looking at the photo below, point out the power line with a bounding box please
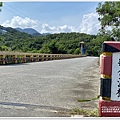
[4,3,30,18]
[2,3,40,30]
[3,2,31,19]
[3,6,21,17]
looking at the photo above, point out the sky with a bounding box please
[0,2,101,35]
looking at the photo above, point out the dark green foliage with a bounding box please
[96,2,120,40]
[1,2,120,57]
[0,2,2,12]
[0,2,2,6]
[0,25,106,56]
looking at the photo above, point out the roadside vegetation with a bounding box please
[0,2,119,57]
[58,108,99,117]
[70,108,99,117]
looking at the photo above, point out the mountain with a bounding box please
[0,25,7,34]
[42,33,51,36]
[15,28,23,32]
[0,29,7,34]
[0,25,50,37]
[15,28,42,36]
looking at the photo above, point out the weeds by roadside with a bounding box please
[58,108,99,117]
[70,108,99,117]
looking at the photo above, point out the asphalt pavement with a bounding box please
[0,57,100,117]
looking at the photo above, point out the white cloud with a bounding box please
[39,13,101,34]
[2,16,39,29]
[40,24,78,33]
[79,12,100,35]
[41,24,56,33]
[1,13,100,35]
[58,25,77,33]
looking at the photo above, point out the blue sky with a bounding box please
[0,2,101,35]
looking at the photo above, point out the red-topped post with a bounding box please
[99,41,120,117]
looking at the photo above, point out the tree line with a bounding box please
[0,1,120,57]
[0,26,98,55]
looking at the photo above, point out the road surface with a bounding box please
[0,57,100,117]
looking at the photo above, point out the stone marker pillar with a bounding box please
[3,54,6,65]
[99,41,120,117]
[80,41,85,55]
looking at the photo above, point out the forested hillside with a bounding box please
[0,2,120,57]
[0,25,95,55]
[0,25,109,56]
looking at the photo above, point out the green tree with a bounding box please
[0,2,2,12]
[74,48,80,54]
[39,44,51,54]
[0,24,98,56]
[1,45,8,51]
[96,2,120,40]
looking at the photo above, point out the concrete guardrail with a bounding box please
[0,51,86,65]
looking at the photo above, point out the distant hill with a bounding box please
[0,25,100,56]
[15,28,51,36]
[0,25,8,34]
[15,28,42,36]
[15,28,23,32]
[0,25,33,37]
[0,29,7,34]
[42,33,51,36]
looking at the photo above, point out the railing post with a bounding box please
[36,55,39,62]
[23,55,26,63]
[3,54,5,65]
[41,55,44,61]
[15,55,18,64]
[30,55,33,62]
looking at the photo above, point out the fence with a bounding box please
[0,51,85,65]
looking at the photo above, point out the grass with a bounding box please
[77,95,100,102]
[74,95,100,117]
[58,108,99,117]
[77,99,91,102]
[58,96,100,117]
[69,108,99,117]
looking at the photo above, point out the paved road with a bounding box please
[0,57,100,117]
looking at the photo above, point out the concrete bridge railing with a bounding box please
[0,51,86,65]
